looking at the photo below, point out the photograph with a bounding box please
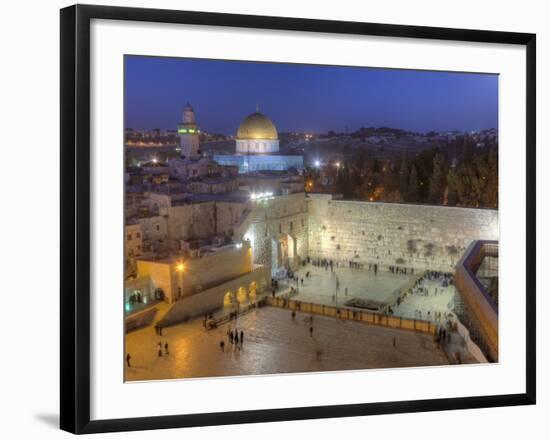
[123,55,499,382]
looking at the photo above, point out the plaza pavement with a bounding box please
[125,306,449,381]
[292,265,414,307]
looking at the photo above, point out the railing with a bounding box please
[387,270,427,310]
[264,296,438,336]
[454,240,498,362]
[207,300,263,329]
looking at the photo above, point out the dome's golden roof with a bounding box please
[237,112,278,140]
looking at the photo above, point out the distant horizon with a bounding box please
[125,56,498,135]
[124,125,498,135]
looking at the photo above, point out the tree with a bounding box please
[429,153,446,203]
[446,169,459,206]
[407,164,419,202]
[461,136,475,165]
[399,151,408,197]
[482,149,498,208]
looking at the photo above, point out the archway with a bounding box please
[223,291,234,307]
[271,238,280,273]
[249,281,258,301]
[286,234,295,258]
[236,286,248,304]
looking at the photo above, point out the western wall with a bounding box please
[307,194,499,272]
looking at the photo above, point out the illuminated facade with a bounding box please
[235,111,279,154]
[177,103,201,160]
[214,109,303,173]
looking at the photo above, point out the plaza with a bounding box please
[125,306,449,382]
[291,265,416,307]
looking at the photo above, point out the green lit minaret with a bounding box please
[177,103,201,160]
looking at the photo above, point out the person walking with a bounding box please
[309,326,314,337]
[157,342,162,357]
[240,330,244,345]
[154,324,159,335]
[220,340,225,352]
[229,330,234,344]
[164,342,169,355]
[393,336,396,348]
[126,353,131,367]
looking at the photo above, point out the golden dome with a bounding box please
[237,112,278,140]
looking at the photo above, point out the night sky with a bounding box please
[125,55,498,135]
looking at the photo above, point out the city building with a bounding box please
[123,104,499,362]
[214,109,304,173]
[177,103,201,160]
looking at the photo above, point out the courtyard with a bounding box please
[289,264,455,321]
[291,265,415,307]
[125,306,449,381]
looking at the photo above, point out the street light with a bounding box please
[175,261,185,300]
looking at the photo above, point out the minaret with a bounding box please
[177,103,200,160]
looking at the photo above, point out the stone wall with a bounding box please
[160,266,270,325]
[136,243,253,303]
[167,203,217,244]
[242,193,309,271]
[307,194,498,272]
[137,215,168,243]
[215,202,249,237]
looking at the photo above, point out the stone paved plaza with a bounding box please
[393,279,456,320]
[125,306,449,381]
[292,265,415,306]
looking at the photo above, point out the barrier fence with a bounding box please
[264,296,438,336]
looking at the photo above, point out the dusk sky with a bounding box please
[125,55,498,135]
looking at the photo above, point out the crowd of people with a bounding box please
[126,259,460,370]
[219,327,245,352]
[393,270,455,322]
[388,265,414,275]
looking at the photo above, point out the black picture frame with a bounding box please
[60,4,536,434]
